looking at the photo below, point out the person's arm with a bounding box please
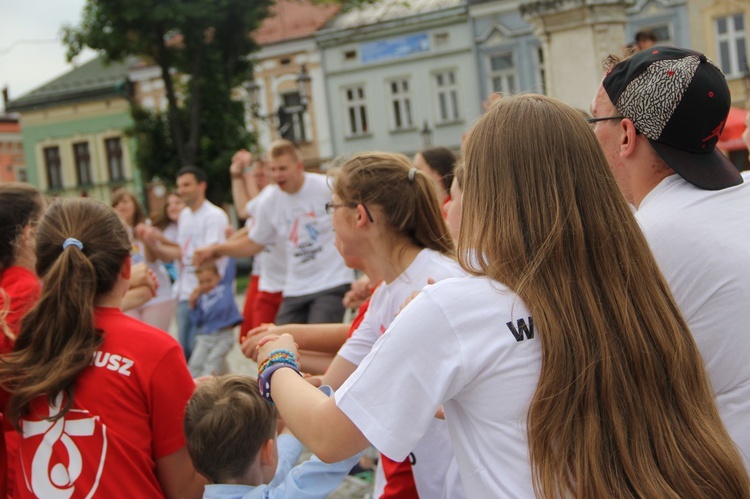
[230,150,259,219]
[242,323,350,360]
[141,226,182,262]
[258,334,369,464]
[156,446,206,499]
[193,237,265,268]
[319,355,358,391]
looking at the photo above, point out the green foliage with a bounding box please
[62,0,273,204]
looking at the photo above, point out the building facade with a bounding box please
[317,0,477,158]
[249,0,340,168]
[6,56,140,201]
[0,113,25,183]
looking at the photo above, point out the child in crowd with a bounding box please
[183,375,360,498]
[188,259,243,377]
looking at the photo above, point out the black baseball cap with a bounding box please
[602,46,741,190]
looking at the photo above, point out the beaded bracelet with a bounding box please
[258,349,301,403]
[258,349,299,372]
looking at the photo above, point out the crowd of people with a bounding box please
[0,46,749,498]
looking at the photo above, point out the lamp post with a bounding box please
[420,121,433,147]
[244,65,312,124]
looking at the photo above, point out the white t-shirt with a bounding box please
[338,248,466,365]
[636,174,750,469]
[249,173,353,297]
[336,276,540,498]
[245,189,285,293]
[338,248,467,499]
[175,201,229,301]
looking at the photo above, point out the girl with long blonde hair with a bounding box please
[254,95,749,498]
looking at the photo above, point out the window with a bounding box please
[434,32,450,47]
[44,146,63,190]
[343,85,369,136]
[73,142,93,185]
[344,50,357,61]
[715,14,748,77]
[488,53,517,95]
[105,137,125,181]
[388,78,414,131]
[433,70,461,123]
[277,92,307,143]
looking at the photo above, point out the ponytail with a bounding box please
[0,198,130,429]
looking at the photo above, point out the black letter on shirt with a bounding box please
[507,317,534,342]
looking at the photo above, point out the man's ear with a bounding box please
[259,437,276,466]
[620,118,639,158]
[121,255,132,280]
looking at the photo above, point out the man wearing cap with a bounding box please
[591,46,750,468]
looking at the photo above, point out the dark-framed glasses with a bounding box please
[586,116,624,124]
[325,201,374,223]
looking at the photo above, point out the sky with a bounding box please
[0,0,97,111]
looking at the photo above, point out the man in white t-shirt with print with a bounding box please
[195,140,353,325]
[144,165,229,360]
[590,46,750,468]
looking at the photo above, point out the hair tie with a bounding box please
[62,238,83,251]
[408,168,417,182]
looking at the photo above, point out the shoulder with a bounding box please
[96,308,182,356]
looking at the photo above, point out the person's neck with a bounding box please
[189,197,206,212]
[12,248,36,273]
[94,279,127,308]
[372,239,421,284]
[222,460,267,487]
[631,167,674,209]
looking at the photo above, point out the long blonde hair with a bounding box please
[459,94,749,498]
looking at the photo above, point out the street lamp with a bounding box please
[245,65,312,122]
[420,121,433,146]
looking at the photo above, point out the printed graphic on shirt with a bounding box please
[506,317,534,342]
[289,211,324,263]
[20,393,107,498]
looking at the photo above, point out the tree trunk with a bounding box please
[156,38,189,167]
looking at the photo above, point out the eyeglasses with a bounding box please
[586,116,624,124]
[325,201,374,223]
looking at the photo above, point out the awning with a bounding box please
[718,107,748,152]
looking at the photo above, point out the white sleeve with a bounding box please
[205,210,229,245]
[334,292,464,461]
[336,304,379,366]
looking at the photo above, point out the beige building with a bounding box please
[690,0,750,107]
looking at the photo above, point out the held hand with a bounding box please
[140,226,162,245]
[192,245,215,268]
[256,333,299,367]
[241,323,277,360]
[230,149,252,176]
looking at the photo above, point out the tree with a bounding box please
[62,0,272,196]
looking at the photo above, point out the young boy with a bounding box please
[184,375,361,498]
[188,259,243,377]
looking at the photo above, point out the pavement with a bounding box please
[168,292,374,498]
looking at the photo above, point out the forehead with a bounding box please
[177,173,199,185]
[269,153,298,168]
[591,84,616,115]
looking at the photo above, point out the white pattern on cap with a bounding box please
[615,56,700,141]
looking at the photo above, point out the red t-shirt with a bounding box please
[11,307,195,498]
[0,266,42,352]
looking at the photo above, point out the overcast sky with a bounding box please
[0,0,97,110]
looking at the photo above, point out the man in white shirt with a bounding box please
[144,165,229,359]
[194,140,353,325]
[590,46,750,468]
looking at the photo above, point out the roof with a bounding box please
[6,56,135,112]
[326,0,463,31]
[254,0,340,45]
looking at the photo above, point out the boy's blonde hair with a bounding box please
[184,375,277,483]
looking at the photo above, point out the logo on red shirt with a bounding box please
[20,393,107,498]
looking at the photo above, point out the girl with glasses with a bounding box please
[255,94,749,498]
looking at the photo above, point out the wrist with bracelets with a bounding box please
[258,349,301,403]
